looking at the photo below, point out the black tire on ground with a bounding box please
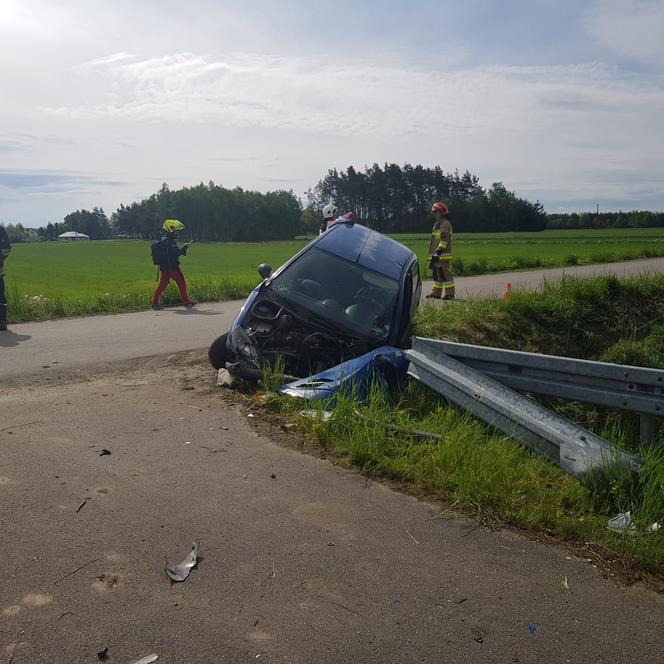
[208,332,231,370]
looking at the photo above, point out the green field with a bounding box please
[4,227,664,322]
[401,227,664,274]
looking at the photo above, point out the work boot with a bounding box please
[425,293,441,299]
[443,294,455,301]
[184,301,197,308]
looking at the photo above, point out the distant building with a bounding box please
[57,231,90,241]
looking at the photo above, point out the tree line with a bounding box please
[305,163,546,233]
[111,183,302,241]
[4,164,662,243]
[546,211,664,230]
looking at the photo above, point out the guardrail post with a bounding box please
[640,415,663,449]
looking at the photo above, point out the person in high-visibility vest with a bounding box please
[426,201,455,299]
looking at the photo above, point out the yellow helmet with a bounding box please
[163,219,185,233]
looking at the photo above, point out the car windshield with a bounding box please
[267,248,400,341]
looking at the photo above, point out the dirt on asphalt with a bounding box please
[1,355,663,664]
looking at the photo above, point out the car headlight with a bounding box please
[239,343,254,357]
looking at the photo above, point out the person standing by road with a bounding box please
[151,219,195,310]
[0,224,11,331]
[426,201,455,300]
[319,203,338,234]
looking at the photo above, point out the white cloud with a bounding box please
[79,52,137,68]
[584,0,664,62]
[44,53,664,142]
[0,0,81,40]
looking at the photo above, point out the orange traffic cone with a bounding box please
[502,282,512,299]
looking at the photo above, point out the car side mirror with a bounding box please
[258,263,272,280]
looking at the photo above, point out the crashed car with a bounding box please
[208,219,422,380]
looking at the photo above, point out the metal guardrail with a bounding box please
[411,338,664,447]
[406,338,645,479]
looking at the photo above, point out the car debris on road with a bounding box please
[165,542,200,582]
[129,655,158,664]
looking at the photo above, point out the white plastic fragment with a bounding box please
[129,655,158,664]
[299,409,333,422]
[165,542,199,582]
[217,368,236,387]
[607,512,661,535]
[607,512,637,535]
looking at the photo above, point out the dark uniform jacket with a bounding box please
[0,226,11,277]
[158,233,188,271]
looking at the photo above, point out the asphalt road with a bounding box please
[1,257,663,384]
[1,356,662,663]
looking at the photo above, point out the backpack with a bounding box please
[151,239,167,266]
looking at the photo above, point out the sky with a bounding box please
[1,0,663,225]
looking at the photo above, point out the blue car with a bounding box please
[208,219,422,380]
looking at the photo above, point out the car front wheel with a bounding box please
[209,332,232,370]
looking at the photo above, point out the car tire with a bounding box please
[209,332,231,370]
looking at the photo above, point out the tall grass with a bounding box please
[414,274,664,363]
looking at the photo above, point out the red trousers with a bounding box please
[152,269,190,306]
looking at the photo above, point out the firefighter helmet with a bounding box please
[431,202,448,215]
[163,219,185,232]
[322,203,338,220]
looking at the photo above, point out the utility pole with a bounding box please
[596,203,599,214]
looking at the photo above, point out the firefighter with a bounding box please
[426,201,455,300]
[320,203,338,234]
[151,219,194,310]
[0,224,11,331]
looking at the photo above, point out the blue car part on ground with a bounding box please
[278,346,409,401]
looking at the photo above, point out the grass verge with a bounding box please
[415,273,664,367]
[251,275,664,583]
[7,277,256,322]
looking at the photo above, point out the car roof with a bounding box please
[314,223,415,281]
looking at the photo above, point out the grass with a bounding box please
[396,227,664,276]
[5,227,664,322]
[260,274,664,580]
[414,273,664,367]
[4,239,299,322]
